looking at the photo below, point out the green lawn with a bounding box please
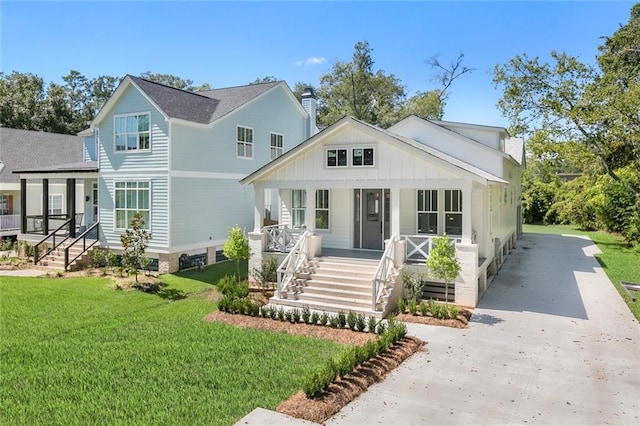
[524,224,640,321]
[0,261,344,425]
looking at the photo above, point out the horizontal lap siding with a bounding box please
[98,86,169,173]
[170,177,254,247]
[99,176,169,251]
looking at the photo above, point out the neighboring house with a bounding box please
[241,115,525,311]
[15,76,317,272]
[0,127,85,238]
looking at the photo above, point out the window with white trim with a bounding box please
[291,189,306,228]
[352,148,374,166]
[326,149,347,167]
[270,132,283,160]
[417,190,438,234]
[444,189,462,235]
[236,126,253,158]
[315,190,329,230]
[114,113,150,151]
[49,194,63,215]
[115,181,150,229]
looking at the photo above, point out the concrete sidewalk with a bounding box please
[238,233,640,425]
[0,269,47,277]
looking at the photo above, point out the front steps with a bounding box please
[269,256,398,316]
[37,240,98,271]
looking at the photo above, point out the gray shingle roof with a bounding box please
[0,127,83,184]
[128,76,280,125]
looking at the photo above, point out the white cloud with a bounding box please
[294,56,327,67]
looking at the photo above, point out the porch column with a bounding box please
[253,183,265,232]
[390,187,400,237]
[67,178,76,237]
[20,178,27,233]
[305,187,315,231]
[462,182,472,243]
[42,178,49,235]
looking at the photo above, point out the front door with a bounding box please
[354,189,389,250]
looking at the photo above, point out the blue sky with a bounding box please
[0,1,635,127]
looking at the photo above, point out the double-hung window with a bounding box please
[48,194,63,215]
[270,132,283,160]
[115,113,150,152]
[237,126,253,159]
[0,194,9,215]
[315,190,329,230]
[115,181,150,229]
[291,190,306,228]
[417,190,438,234]
[444,189,462,235]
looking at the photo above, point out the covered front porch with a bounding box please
[248,184,488,309]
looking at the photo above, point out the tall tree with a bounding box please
[494,4,640,189]
[140,71,211,92]
[317,40,405,128]
[0,71,46,130]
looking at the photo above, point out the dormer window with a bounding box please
[114,113,150,152]
[326,147,375,167]
[352,148,374,166]
[327,149,347,167]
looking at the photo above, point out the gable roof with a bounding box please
[0,127,83,184]
[94,76,285,126]
[241,116,507,186]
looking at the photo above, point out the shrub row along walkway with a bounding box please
[239,232,640,425]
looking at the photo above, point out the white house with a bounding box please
[241,116,524,312]
[15,76,316,272]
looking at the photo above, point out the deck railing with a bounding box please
[64,222,99,271]
[0,214,20,231]
[401,232,476,262]
[372,235,399,311]
[263,224,305,253]
[276,230,311,299]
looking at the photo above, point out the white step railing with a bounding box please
[277,230,311,299]
[263,224,305,253]
[372,235,399,311]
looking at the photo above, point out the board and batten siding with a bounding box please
[170,176,254,248]
[170,86,306,176]
[98,175,169,252]
[316,188,350,249]
[260,126,465,186]
[97,85,169,173]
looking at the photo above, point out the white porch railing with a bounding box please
[263,224,305,253]
[276,230,311,299]
[372,234,399,311]
[0,214,20,231]
[401,232,477,262]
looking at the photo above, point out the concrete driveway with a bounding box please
[238,233,640,425]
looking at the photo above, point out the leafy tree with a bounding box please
[0,71,46,130]
[317,40,406,128]
[400,90,443,121]
[140,71,211,92]
[222,226,250,283]
[120,213,151,283]
[250,76,279,84]
[426,236,461,303]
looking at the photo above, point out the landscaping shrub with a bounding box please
[319,312,329,326]
[355,314,367,332]
[310,311,320,325]
[419,301,428,316]
[301,305,311,324]
[217,274,249,299]
[346,311,357,330]
[402,269,423,302]
[367,315,377,334]
[397,298,405,314]
[90,248,107,268]
[291,308,301,323]
[251,257,279,294]
[408,298,417,315]
[337,311,347,329]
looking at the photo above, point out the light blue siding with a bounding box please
[97,85,169,173]
[98,175,169,251]
[83,135,96,161]
[170,177,255,247]
[171,85,306,175]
